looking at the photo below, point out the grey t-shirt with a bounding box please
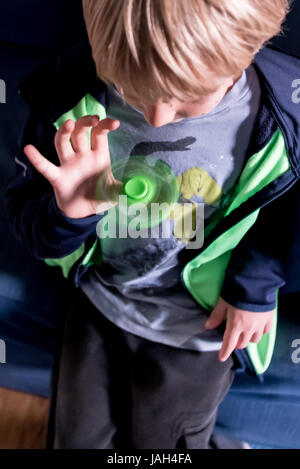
[81,65,261,352]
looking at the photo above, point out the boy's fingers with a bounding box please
[219,325,240,362]
[249,331,263,344]
[55,119,75,162]
[91,118,120,152]
[263,321,273,335]
[236,332,254,349]
[24,145,60,185]
[71,115,100,153]
[205,298,227,329]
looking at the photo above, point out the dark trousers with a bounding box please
[47,285,241,449]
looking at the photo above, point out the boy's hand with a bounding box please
[205,297,274,362]
[24,115,121,218]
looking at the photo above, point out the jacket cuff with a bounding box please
[221,255,285,313]
[41,195,104,258]
[48,195,104,229]
[220,291,276,312]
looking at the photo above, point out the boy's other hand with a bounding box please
[205,297,274,362]
[23,115,121,218]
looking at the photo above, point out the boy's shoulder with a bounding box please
[255,43,300,73]
[18,41,106,122]
[254,46,300,170]
[254,45,300,118]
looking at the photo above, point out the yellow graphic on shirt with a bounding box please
[177,167,222,205]
[170,167,222,242]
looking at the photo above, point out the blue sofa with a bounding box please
[1,0,300,448]
[0,0,86,396]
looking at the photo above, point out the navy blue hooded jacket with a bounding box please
[5,42,300,314]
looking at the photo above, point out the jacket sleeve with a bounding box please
[5,110,103,260]
[221,179,300,312]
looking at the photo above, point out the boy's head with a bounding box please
[83,0,289,126]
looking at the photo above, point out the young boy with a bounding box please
[5,0,300,449]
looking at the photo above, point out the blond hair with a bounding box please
[83,0,289,103]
